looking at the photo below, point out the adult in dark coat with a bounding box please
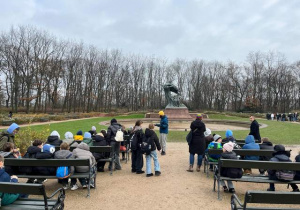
[187,114,206,172]
[93,134,108,172]
[106,119,122,170]
[249,116,261,143]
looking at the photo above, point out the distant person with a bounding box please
[187,114,206,172]
[89,126,97,138]
[271,113,274,120]
[155,111,168,155]
[249,116,261,143]
[45,131,62,146]
[282,113,286,121]
[0,123,20,150]
[8,111,13,119]
[276,113,281,121]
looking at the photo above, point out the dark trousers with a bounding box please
[132,149,143,172]
[269,174,298,190]
[61,178,77,186]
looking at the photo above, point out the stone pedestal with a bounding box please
[164,107,192,119]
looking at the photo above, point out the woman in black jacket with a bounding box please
[93,134,108,172]
[145,124,161,177]
[131,120,144,174]
[187,114,206,172]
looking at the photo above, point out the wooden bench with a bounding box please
[4,158,96,197]
[0,182,65,210]
[54,146,114,175]
[214,159,300,200]
[204,149,274,177]
[231,190,300,210]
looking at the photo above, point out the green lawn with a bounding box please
[20,113,300,145]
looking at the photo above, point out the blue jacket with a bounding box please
[242,135,260,160]
[157,115,168,134]
[0,168,19,206]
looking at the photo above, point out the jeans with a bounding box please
[146,150,160,174]
[109,141,121,170]
[190,153,203,166]
[159,133,167,152]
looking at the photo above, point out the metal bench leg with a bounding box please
[87,179,91,198]
[218,179,221,200]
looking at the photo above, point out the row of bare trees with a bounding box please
[0,26,299,113]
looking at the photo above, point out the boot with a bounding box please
[196,165,201,172]
[187,165,193,172]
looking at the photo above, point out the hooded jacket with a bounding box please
[45,136,62,146]
[0,168,19,206]
[145,128,161,152]
[20,146,41,175]
[220,151,242,178]
[242,135,260,160]
[72,143,96,173]
[93,135,108,160]
[0,130,17,151]
[106,122,122,143]
[33,151,56,175]
[54,150,74,174]
[268,151,291,176]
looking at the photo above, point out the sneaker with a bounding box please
[146,173,153,177]
[267,188,275,191]
[71,184,78,191]
[82,185,87,189]
[161,151,166,155]
[63,185,69,190]
[223,186,229,192]
[292,188,300,192]
[155,171,161,176]
[97,168,104,172]
[136,170,145,174]
[229,188,235,193]
[131,169,137,173]
[90,183,95,188]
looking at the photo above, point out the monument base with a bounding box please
[164,107,192,119]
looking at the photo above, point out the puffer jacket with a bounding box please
[0,151,18,176]
[20,146,41,174]
[220,151,242,178]
[72,143,96,173]
[33,152,56,175]
[54,150,74,174]
[0,168,19,206]
[268,152,291,176]
[157,115,168,134]
[106,122,122,144]
[82,138,93,146]
[242,135,260,160]
[45,136,62,146]
[93,135,108,160]
[145,128,161,151]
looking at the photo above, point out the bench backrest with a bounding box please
[208,149,274,157]
[54,146,112,153]
[219,159,300,171]
[4,158,90,167]
[0,182,46,195]
[245,190,300,205]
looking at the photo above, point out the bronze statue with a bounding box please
[163,83,186,108]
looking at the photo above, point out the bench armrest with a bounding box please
[47,187,65,199]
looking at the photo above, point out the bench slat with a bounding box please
[246,191,300,204]
[1,204,54,209]
[0,183,45,195]
[13,199,57,205]
[5,158,90,167]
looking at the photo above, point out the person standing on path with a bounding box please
[249,116,261,143]
[155,111,168,155]
[187,114,206,172]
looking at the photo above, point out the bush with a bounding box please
[14,125,50,155]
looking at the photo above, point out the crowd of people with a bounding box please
[266,112,299,122]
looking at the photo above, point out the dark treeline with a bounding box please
[0,26,300,113]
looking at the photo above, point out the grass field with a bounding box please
[20,113,300,145]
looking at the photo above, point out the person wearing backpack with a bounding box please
[131,120,144,174]
[106,119,123,171]
[54,142,75,190]
[267,144,299,192]
[144,124,161,177]
[0,123,20,151]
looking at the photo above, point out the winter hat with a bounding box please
[223,142,234,152]
[204,128,212,137]
[92,126,96,131]
[225,130,233,138]
[42,144,55,154]
[7,123,20,134]
[274,144,285,152]
[213,134,222,142]
[76,130,83,135]
[64,132,73,139]
[111,119,117,124]
[84,132,92,138]
[196,114,202,119]
[50,131,60,139]
[158,111,164,116]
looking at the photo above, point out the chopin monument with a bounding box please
[162,83,192,119]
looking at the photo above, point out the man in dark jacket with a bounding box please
[155,111,168,155]
[106,119,122,170]
[249,116,261,143]
[267,145,298,191]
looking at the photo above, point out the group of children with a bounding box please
[205,129,300,193]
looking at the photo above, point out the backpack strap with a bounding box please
[66,153,72,159]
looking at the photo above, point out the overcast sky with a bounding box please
[0,0,299,63]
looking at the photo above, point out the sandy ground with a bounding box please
[34,142,300,210]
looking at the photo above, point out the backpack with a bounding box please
[276,170,295,181]
[130,134,138,151]
[56,154,72,179]
[115,129,124,142]
[141,136,152,155]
